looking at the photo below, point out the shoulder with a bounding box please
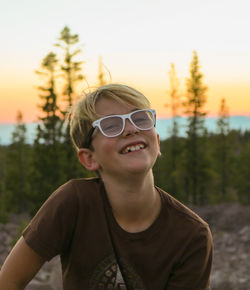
[156,186,211,234]
[66,177,104,205]
[31,177,102,221]
[156,188,213,289]
[68,177,101,187]
[55,177,101,193]
[22,178,103,260]
[48,177,101,202]
[157,187,213,261]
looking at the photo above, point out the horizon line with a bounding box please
[0,114,250,125]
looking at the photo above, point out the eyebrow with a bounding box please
[97,108,140,118]
[131,108,140,112]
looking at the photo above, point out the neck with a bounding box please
[101,170,161,233]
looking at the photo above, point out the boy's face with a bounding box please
[86,97,160,179]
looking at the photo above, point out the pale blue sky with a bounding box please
[2,0,249,72]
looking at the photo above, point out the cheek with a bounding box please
[150,132,161,157]
[93,136,118,158]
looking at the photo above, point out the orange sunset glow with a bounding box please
[1,80,249,123]
[1,0,250,124]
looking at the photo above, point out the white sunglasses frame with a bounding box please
[92,109,156,138]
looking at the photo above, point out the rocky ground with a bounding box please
[0,203,250,290]
[192,203,250,290]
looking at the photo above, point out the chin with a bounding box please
[124,162,153,175]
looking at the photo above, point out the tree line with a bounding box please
[0,27,249,222]
[153,54,250,206]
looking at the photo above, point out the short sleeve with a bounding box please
[22,181,78,261]
[166,224,213,290]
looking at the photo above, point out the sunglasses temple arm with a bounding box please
[83,127,95,148]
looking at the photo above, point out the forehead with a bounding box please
[95,97,136,117]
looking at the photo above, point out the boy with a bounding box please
[0,84,213,289]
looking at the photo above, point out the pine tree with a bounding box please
[98,56,106,86]
[0,144,8,222]
[35,52,63,144]
[183,51,209,205]
[55,26,85,179]
[97,56,111,86]
[164,63,182,196]
[31,52,65,214]
[215,98,230,199]
[168,63,181,137]
[237,135,250,203]
[55,26,84,111]
[217,98,230,135]
[5,111,31,213]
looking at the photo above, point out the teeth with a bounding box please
[123,143,145,153]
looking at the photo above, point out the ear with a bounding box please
[78,148,100,171]
[157,134,162,157]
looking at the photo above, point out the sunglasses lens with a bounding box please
[131,110,155,130]
[100,116,123,136]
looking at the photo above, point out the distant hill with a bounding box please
[0,123,38,145]
[0,116,250,145]
[156,115,250,140]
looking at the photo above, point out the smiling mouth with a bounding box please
[122,143,145,154]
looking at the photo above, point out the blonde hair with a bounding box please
[69,84,151,149]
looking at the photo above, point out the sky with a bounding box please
[0,0,250,123]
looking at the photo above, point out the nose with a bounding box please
[122,118,139,136]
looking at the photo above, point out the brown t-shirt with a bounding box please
[23,178,213,290]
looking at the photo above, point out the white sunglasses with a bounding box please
[92,109,156,138]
